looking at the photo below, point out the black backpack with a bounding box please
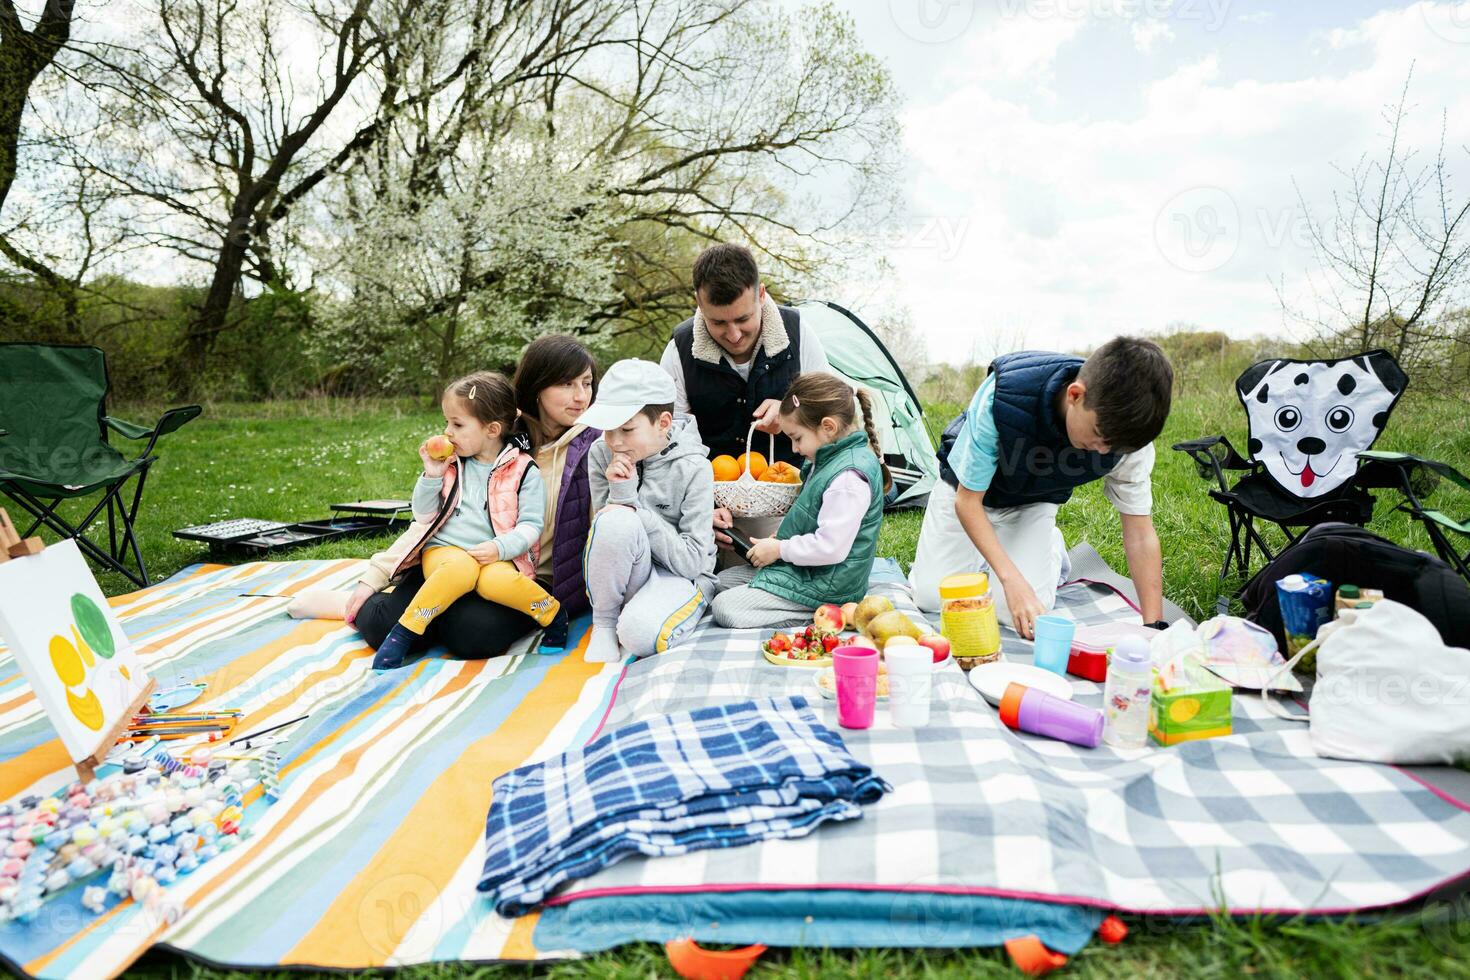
[1242,523,1470,649]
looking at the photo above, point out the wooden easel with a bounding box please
[0,508,155,781]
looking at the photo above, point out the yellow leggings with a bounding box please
[398,546,560,634]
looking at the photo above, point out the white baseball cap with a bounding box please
[579,359,677,431]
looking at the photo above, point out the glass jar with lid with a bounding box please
[939,572,1001,669]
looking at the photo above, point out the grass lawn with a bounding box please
[21,391,1470,978]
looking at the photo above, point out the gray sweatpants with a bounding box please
[585,507,707,657]
[710,564,815,629]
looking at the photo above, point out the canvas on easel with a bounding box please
[0,536,153,779]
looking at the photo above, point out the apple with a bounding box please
[425,435,456,461]
[846,635,878,651]
[918,633,951,664]
[814,603,845,632]
[884,635,918,650]
[841,601,858,624]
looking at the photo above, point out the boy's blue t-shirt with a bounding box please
[948,375,1000,493]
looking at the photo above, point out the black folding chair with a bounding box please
[1173,349,1408,610]
[1358,450,1470,583]
[0,343,201,587]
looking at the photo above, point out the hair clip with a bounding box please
[468,385,478,400]
[791,395,800,408]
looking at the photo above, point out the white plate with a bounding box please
[967,661,1075,706]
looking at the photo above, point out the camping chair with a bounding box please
[0,344,201,587]
[1173,350,1408,610]
[1357,450,1470,582]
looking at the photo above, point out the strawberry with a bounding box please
[767,633,790,653]
[792,636,808,650]
[822,633,839,653]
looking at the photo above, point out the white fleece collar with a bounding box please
[690,293,789,365]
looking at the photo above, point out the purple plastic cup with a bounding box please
[832,646,880,729]
[999,682,1104,748]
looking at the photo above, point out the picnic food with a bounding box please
[938,573,1000,669]
[813,603,846,633]
[425,435,455,460]
[711,455,741,482]
[917,634,951,663]
[864,610,924,649]
[817,663,889,698]
[736,451,768,480]
[762,625,840,665]
[758,461,801,484]
[841,601,858,624]
[852,595,894,632]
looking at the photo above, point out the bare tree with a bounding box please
[0,0,76,322]
[1284,68,1470,391]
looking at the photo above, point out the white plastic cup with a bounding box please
[885,646,933,728]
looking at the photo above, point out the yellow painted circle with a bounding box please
[49,634,86,688]
[67,687,104,730]
[1169,698,1202,723]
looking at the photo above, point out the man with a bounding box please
[660,243,830,555]
[908,337,1174,639]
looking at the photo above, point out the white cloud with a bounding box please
[887,2,1470,355]
[1131,19,1175,53]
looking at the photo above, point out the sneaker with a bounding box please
[539,608,570,653]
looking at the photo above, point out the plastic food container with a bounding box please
[1068,622,1159,682]
[939,573,1001,669]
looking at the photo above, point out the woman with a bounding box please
[350,336,600,659]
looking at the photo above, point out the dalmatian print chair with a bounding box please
[1174,349,1408,604]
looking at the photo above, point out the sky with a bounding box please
[822,0,1470,359]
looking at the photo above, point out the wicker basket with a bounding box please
[712,424,802,518]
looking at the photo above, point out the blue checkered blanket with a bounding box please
[478,696,890,916]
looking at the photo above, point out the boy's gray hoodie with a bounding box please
[589,414,717,598]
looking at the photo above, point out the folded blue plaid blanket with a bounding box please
[478,696,890,916]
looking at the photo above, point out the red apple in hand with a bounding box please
[425,435,456,461]
[814,603,845,632]
[918,633,951,664]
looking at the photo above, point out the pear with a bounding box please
[852,595,895,633]
[865,610,924,648]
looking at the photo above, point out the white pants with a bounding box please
[908,481,1067,626]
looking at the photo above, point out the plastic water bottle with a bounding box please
[1102,636,1152,749]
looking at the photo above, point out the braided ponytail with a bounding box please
[855,388,893,493]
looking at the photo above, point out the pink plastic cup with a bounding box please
[832,645,880,729]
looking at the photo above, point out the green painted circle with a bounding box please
[70,593,115,659]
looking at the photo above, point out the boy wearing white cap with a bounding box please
[580,359,717,662]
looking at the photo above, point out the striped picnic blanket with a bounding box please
[0,560,623,977]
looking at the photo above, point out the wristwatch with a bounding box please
[1143,620,1169,630]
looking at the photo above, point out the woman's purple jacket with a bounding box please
[549,426,600,619]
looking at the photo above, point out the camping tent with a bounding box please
[795,300,939,509]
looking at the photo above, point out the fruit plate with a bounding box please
[814,668,889,700]
[968,661,1075,707]
[762,647,833,668]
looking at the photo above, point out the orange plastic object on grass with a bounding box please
[665,938,768,980]
[1004,935,1068,976]
[1098,914,1128,944]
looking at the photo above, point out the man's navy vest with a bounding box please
[938,351,1121,508]
[673,305,803,465]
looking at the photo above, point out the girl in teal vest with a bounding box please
[369,372,567,671]
[711,372,891,628]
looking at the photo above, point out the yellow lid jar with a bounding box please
[939,572,1001,669]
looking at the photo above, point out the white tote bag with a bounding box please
[1304,600,1470,764]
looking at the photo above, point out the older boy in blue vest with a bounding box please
[909,338,1174,639]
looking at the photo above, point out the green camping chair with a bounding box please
[0,344,201,587]
[1357,450,1470,583]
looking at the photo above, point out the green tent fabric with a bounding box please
[793,300,938,509]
